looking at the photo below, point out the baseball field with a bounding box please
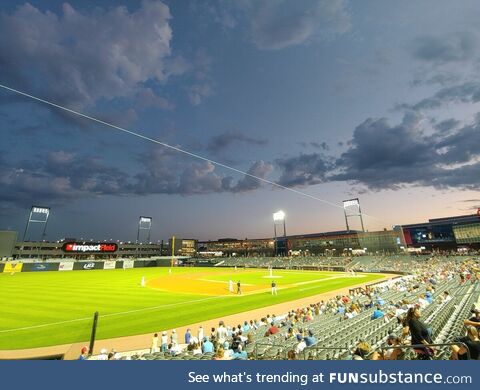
[0,267,385,350]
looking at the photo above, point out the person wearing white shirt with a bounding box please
[151,333,159,353]
[198,326,204,342]
[97,348,108,360]
[216,321,228,344]
[294,334,306,354]
[161,331,168,352]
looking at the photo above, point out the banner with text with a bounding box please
[58,261,74,271]
[3,262,23,273]
[103,260,116,270]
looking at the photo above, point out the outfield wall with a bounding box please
[0,258,178,273]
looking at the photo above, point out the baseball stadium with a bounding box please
[0,205,479,361]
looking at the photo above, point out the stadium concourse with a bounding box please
[80,254,480,361]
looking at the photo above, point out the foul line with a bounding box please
[0,83,382,221]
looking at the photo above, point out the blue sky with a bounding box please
[1,0,480,241]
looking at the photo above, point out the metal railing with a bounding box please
[377,342,472,360]
[252,341,473,360]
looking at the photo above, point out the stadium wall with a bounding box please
[0,258,180,273]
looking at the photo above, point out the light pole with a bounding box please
[273,210,286,256]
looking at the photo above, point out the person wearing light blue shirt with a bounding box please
[304,330,317,347]
[371,305,385,320]
[232,344,248,360]
[202,337,214,353]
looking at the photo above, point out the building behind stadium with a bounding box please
[0,211,479,260]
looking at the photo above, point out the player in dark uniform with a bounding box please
[237,281,242,295]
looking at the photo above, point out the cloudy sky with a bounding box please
[1,0,480,242]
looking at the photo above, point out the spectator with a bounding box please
[217,321,228,344]
[294,334,306,354]
[232,344,248,360]
[287,350,296,360]
[265,323,279,336]
[151,333,159,353]
[352,341,380,360]
[191,342,202,355]
[285,327,295,340]
[371,305,385,320]
[161,331,168,352]
[451,326,480,360]
[351,341,375,360]
[185,328,191,344]
[464,308,480,328]
[169,342,181,356]
[425,292,433,304]
[78,346,88,360]
[404,307,434,359]
[97,348,108,360]
[197,326,204,342]
[378,335,404,360]
[202,337,214,353]
[441,291,452,303]
[242,321,250,333]
[171,329,178,344]
[213,347,228,360]
[304,330,317,347]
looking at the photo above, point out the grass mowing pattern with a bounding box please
[0,267,384,350]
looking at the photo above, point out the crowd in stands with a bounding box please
[85,255,480,360]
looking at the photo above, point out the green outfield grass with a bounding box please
[0,267,384,350]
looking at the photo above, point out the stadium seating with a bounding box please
[93,255,479,361]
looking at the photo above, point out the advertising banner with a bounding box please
[31,263,50,272]
[3,262,23,273]
[82,262,96,270]
[58,261,74,271]
[103,260,116,270]
[0,360,479,390]
[122,259,134,269]
[62,242,117,254]
[73,261,105,271]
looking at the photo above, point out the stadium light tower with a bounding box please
[23,206,50,241]
[273,210,286,256]
[342,198,365,232]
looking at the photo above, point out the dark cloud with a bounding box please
[411,33,477,64]
[207,131,268,155]
[410,72,460,88]
[233,160,273,192]
[276,153,330,187]
[331,113,480,191]
[133,148,273,196]
[0,2,178,111]
[436,121,480,165]
[332,116,437,189]
[434,118,460,133]
[0,145,276,213]
[209,0,350,50]
[402,82,480,111]
[0,151,129,210]
[311,141,330,150]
